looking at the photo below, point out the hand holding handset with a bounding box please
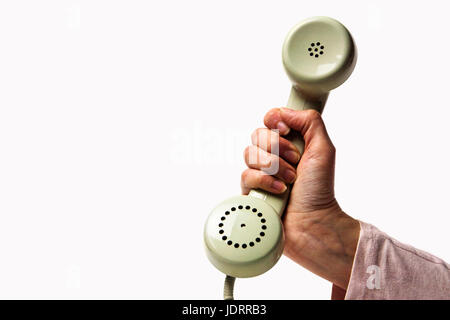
[204,17,357,280]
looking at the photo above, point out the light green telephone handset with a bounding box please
[203,16,357,299]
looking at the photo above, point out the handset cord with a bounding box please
[223,275,235,300]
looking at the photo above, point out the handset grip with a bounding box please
[248,87,328,216]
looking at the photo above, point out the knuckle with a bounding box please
[329,143,336,154]
[251,128,264,145]
[264,108,280,125]
[251,129,258,144]
[314,143,336,161]
[259,173,273,186]
[305,109,321,122]
[265,107,280,118]
[322,138,336,156]
[241,169,250,182]
[327,144,336,158]
[244,146,258,166]
[243,145,251,160]
[258,130,273,151]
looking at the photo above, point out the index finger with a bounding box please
[263,108,290,135]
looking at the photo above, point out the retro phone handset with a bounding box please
[203,17,357,299]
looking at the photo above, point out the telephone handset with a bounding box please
[203,16,357,298]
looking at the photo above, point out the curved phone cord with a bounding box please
[223,275,235,300]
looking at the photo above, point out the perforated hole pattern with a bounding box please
[307,42,325,58]
[218,205,268,249]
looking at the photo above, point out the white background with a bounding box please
[0,0,449,299]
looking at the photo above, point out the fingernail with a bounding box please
[276,121,290,135]
[284,150,300,164]
[272,180,287,192]
[282,169,296,183]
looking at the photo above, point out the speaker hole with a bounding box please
[231,207,236,211]
[222,236,227,240]
[227,240,232,245]
[221,216,225,221]
[249,242,254,247]
[238,205,243,209]
[307,42,325,58]
[256,238,261,242]
[241,224,246,228]
[260,232,265,237]
[219,223,223,227]
[225,211,230,215]
[234,243,239,248]
[257,213,262,217]
[262,225,267,230]
[252,208,257,212]
[219,230,224,234]
[261,219,266,223]
[242,244,247,249]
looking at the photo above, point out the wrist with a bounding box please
[283,203,360,289]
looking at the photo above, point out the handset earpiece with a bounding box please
[204,16,357,279]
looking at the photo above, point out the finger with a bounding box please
[251,128,300,165]
[278,108,336,163]
[244,145,297,184]
[279,108,332,146]
[263,108,290,135]
[241,168,287,195]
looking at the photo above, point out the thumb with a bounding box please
[279,108,335,154]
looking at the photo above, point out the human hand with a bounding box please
[241,108,360,289]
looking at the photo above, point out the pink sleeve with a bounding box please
[340,221,450,300]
